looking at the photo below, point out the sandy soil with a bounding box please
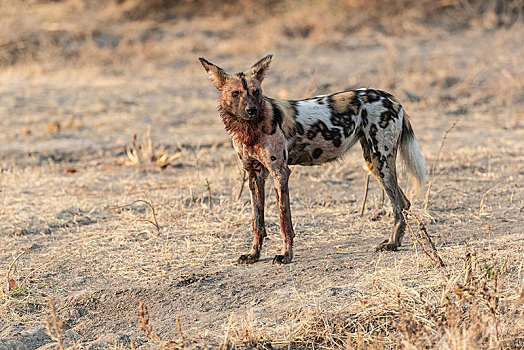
[0,2,523,349]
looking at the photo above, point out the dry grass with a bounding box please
[137,300,187,349]
[124,127,182,170]
[226,247,524,349]
[45,299,66,350]
[0,0,523,349]
[0,0,522,70]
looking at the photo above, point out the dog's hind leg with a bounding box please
[238,161,268,264]
[374,153,410,251]
[360,135,410,251]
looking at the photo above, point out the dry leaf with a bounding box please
[9,278,18,290]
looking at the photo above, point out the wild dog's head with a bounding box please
[199,55,272,121]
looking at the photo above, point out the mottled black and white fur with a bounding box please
[199,54,426,264]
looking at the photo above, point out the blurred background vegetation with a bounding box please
[1,0,522,70]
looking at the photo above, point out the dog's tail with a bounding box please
[399,113,426,198]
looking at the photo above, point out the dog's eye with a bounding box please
[252,89,260,97]
[231,91,240,97]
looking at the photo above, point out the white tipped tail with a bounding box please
[399,115,426,198]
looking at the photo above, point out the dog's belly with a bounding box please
[287,132,360,166]
[287,97,362,166]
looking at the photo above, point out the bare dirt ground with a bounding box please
[0,1,523,349]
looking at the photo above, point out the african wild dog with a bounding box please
[199,54,426,264]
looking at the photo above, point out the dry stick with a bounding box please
[108,197,160,233]
[45,299,65,350]
[402,210,446,276]
[205,178,213,210]
[360,172,371,217]
[18,263,42,291]
[457,0,476,17]
[146,126,154,161]
[402,210,444,267]
[463,245,473,286]
[424,111,464,211]
[176,316,186,345]
[476,181,505,216]
[408,211,444,268]
[487,272,501,345]
[360,170,385,217]
[142,192,160,232]
[6,245,32,293]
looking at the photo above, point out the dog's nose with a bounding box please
[246,106,258,116]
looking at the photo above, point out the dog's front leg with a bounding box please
[271,165,294,264]
[237,163,268,264]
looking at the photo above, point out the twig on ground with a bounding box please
[360,170,385,217]
[360,172,371,217]
[402,210,445,273]
[205,178,213,210]
[108,193,160,233]
[45,299,65,350]
[176,317,186,344]
[463,245,473,286]
[424,110,464,210]
[475,181,506,216]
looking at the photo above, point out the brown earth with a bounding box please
[0,1,523,349]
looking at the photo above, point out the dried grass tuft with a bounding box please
[222,313,271,349]
[126,127,181,169]
[45,299,65,350]
[137,300,188,349]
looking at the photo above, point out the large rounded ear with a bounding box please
[247,54,273,83]
[199,57,230,90]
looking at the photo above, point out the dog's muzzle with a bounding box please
[246,106,258,117]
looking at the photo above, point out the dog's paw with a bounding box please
[237,254,258,264]
[374,240,399,252]
[272,254,292,264]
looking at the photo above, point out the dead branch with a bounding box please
[107,194,160,233]
[402,210,445,274]
[360,172,371,217]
